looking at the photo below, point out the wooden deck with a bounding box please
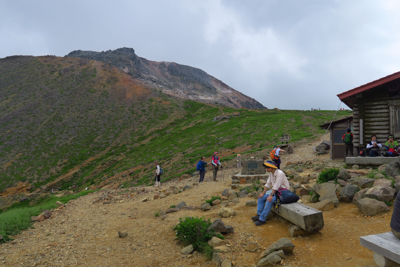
[346,157,399,166]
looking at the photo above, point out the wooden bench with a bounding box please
[271,202,324,233]
[360,232,400,267]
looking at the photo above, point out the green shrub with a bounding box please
[154,210,160,218]
[205,196,221,206]
[173,217,224,253]
[317,168,339,183]
[169,205,176,208]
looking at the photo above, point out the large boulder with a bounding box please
[352,188,369,205]
[347,178,375,188]
[340,184,360,202]
[386,161,400,178]
[337,169,351,181]
[201,203,212,211]
[365,186,396,202]
[312,183,339,207]
[357,198,389,216]
[373,179,393,188]
[259,238,295,259]
[208,219,234,235]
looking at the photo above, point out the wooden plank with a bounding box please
[364,118,390,122]
[360,232,400,264]
[364,109,389,114]
[390,105,395,136]
[271,202,324,233]
[365,100,391,105]
[363,122,391,126]
[363,105,388,110]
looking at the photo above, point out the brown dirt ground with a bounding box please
[0,136,393,267]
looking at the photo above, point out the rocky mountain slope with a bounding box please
[67,48,266,109]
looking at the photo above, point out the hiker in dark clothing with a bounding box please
[342,128,353,156]
[391,192,400,239]
[366,134,382,157]
[196,156,208,183]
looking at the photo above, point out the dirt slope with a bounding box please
[0,139,391,267]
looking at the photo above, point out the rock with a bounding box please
[183,185,192,191]
[231,184,240,190]
[373,179,393,188]
[214,245,231,253]
[201,203,212,211]
[42,210,52,219]
[289,225,309,237]
[55,201,63,206]
[245,242,260,252]
[208,236,226,247]
[238,190,248,198]
[357,198,389,216]
[181,244,194,255]
[309,199,334,211]
[258,250,285,267]
[340,184,360,202]
[352,188,369,205]
[212,253,227,265]
[365,186,396,202]
[230,198,240,203]
[337,169,351,181]
[36,215,45,222]
[378,164,388,172]
[259,238,295,259]
[299,176,310,184]
[295,188,309,196]
[395,182,400,193]
[153,195,159,200]
[312,183,339,207]
[176,201,187,209]
[336,179,347,187]
[212,199,221,206]
[246,200,257,206]
[223,225,234,234]
[352,165,360,170]
[219,207,235,218]
[173,188,180,194]
[348,178,375,188]
[374,173,386,180]
[166,208,180,213]
[221,259,232,267]
[208,219,234,235]
[221,196,228,201]
[220,201,229,207]
[141,198,148,202]
[222,189,237,200]
[292,182,301,189]
[386,162,400,178]
[118,231,128,238]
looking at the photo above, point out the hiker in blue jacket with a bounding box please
[197,156,208,183]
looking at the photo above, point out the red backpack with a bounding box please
[270,149,279,160]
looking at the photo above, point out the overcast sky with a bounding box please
[1,0,400,110]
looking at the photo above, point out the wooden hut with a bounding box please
[320,116,353,159]
[338,71,400,152]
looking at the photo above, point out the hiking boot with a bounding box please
[255,220,267,226]
[251,215,260,222]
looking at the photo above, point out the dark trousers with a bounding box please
[155,175,160,182]
[213,166,218,180]
[369,150,380,157]
[273,159,281,169]
[345,144,353,156]
[199,171,205,182]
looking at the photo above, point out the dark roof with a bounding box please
[319,115,353,129]
[337,71,400,109]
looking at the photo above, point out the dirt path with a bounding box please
[0,139,393,267]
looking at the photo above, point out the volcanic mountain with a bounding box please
[67,48,266,109]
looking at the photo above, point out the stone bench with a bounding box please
[360,232,400,267]
[271,202,324,233]
[346,157,398,166]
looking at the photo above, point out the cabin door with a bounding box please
[333,128,347,159]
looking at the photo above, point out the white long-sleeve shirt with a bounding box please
[366,141,382,149]
[265,169,290,191]
[156,165,160,175]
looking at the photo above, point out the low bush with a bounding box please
[205,196,221,206]
[173,216,224,258]
[317,168,339,183]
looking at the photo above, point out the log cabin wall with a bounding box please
[352,86,400,148]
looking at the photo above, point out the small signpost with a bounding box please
[278,134,294,154]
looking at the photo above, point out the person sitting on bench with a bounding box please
[391,192,400,240]
[385,135,399,156]
[251,161,290,226]
[366,134,382,157]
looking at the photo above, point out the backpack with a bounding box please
[159,167,164,175]
[344,133,352,144]
[270,149,278,161]
[359,150,365,157]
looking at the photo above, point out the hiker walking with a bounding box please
[251,161,290,226]
[270,145,284,169]
[155,162,161,187]
[196,156,208,183]
[341,128,353,157]
[211,152,222,181]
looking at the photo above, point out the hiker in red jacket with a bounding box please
[341,128,353,156]
[211,152,222,181]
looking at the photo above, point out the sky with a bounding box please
[1,0,400,110]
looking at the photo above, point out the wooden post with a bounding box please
[237,154,241,169]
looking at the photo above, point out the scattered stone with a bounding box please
[176,201,187,209]
[220,202,229,207]
[348,178,375,188]
[173,188,180,194]
[208,219,234,234]
[258,250,286,267]
[259,238,295,259]
[337,169,351,181]
[336,179,347,187]
[299,176,310,184]
[374,173,386,180]
[386,162,400,178]
[352,165,360,170]
[289,225,309,237]
[295,188,309,196]
[312,183,339,207]
[219,207,235,218]
[340,184,360,202]
[181,244,194,255]
[245,242,260,252]
[141,198,148,202]
[378,164,388,172]
[221,259,232,267]
[201,203,212,211]
[238,190,248,198]
[231,184,240,190]
[246,200,257,206]
[42,210,52,219]
[118,231,128,238]
[166,208,180,213]
[365,186,396,202]
[212,253,227,265]
[222,189,237,200]
[230,198,240,203]
[212,199,221,206]
[208,237,226,247]
[357,198,389,216]
[213,245,231,253]
[182,185,192,191]
[352,188,369,205]
[373,179,392,188]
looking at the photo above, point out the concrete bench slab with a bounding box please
[271,202,324,233]
[360,232,400,266]
[346,157,399,166]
